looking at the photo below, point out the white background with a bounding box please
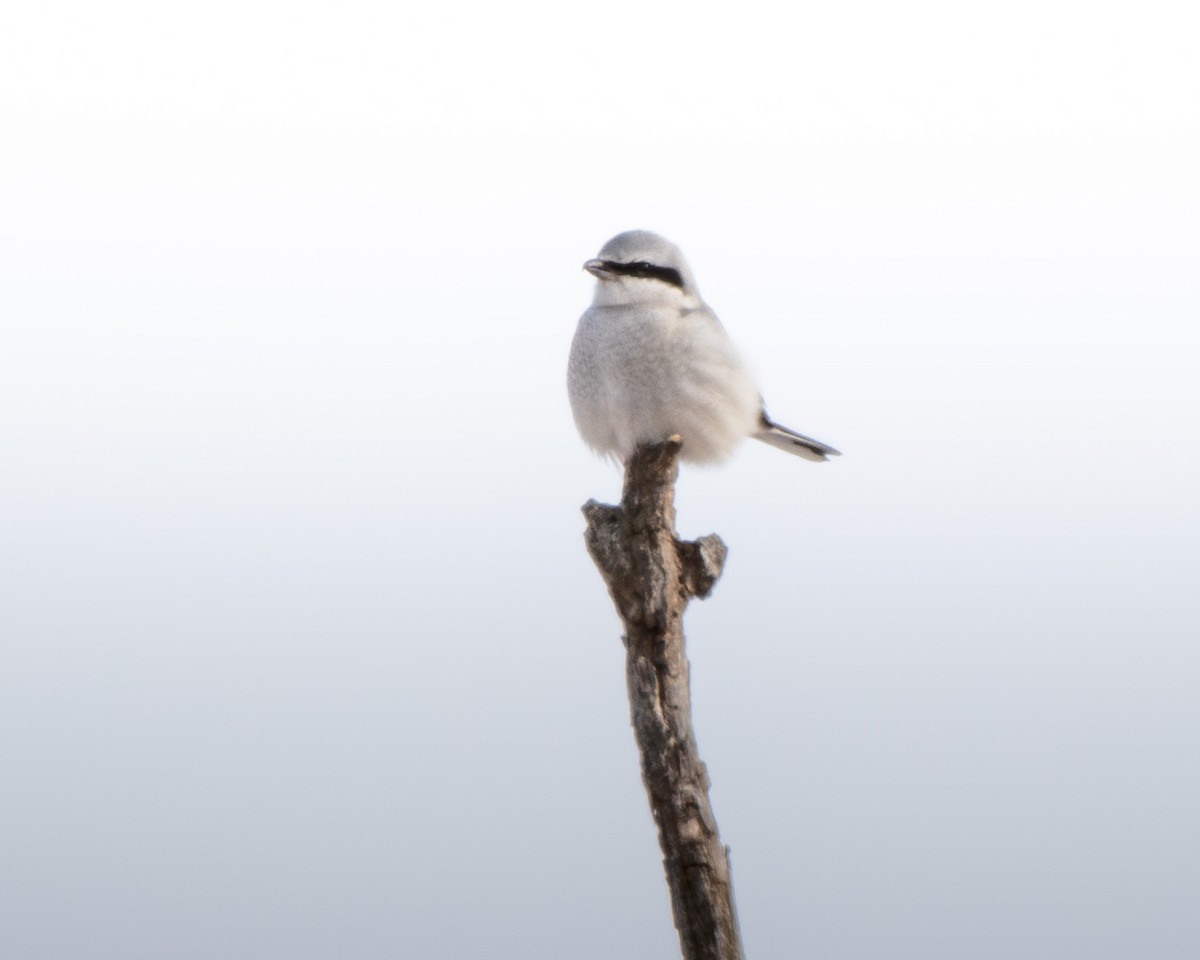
[2,2,1198,957]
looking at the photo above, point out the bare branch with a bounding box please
[582,437,745,960]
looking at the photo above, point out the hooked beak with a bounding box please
[584,258,612,279]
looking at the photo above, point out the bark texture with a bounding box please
[582,438,745,960]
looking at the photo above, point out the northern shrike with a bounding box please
[568,230,840,465]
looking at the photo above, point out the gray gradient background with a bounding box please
[3,2,1198,958]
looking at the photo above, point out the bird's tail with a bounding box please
[754,411,841,462]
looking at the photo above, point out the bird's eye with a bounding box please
[606,259,684,288]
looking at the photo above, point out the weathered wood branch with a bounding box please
[582,437,745,960]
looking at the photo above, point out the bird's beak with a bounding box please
[584,259,612,279]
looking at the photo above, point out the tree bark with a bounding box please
[582,437,746,960]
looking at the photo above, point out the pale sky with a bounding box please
[2,2,1198,958]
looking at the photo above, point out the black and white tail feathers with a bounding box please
[754,411,841,462]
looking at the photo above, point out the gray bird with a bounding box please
[568,230,840,465]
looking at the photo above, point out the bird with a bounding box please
[567,230,840,465]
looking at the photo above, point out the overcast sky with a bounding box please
[2,2,1198,958]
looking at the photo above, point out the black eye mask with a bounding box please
[602,260,685,290]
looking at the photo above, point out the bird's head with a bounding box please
[584,230,700,307]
